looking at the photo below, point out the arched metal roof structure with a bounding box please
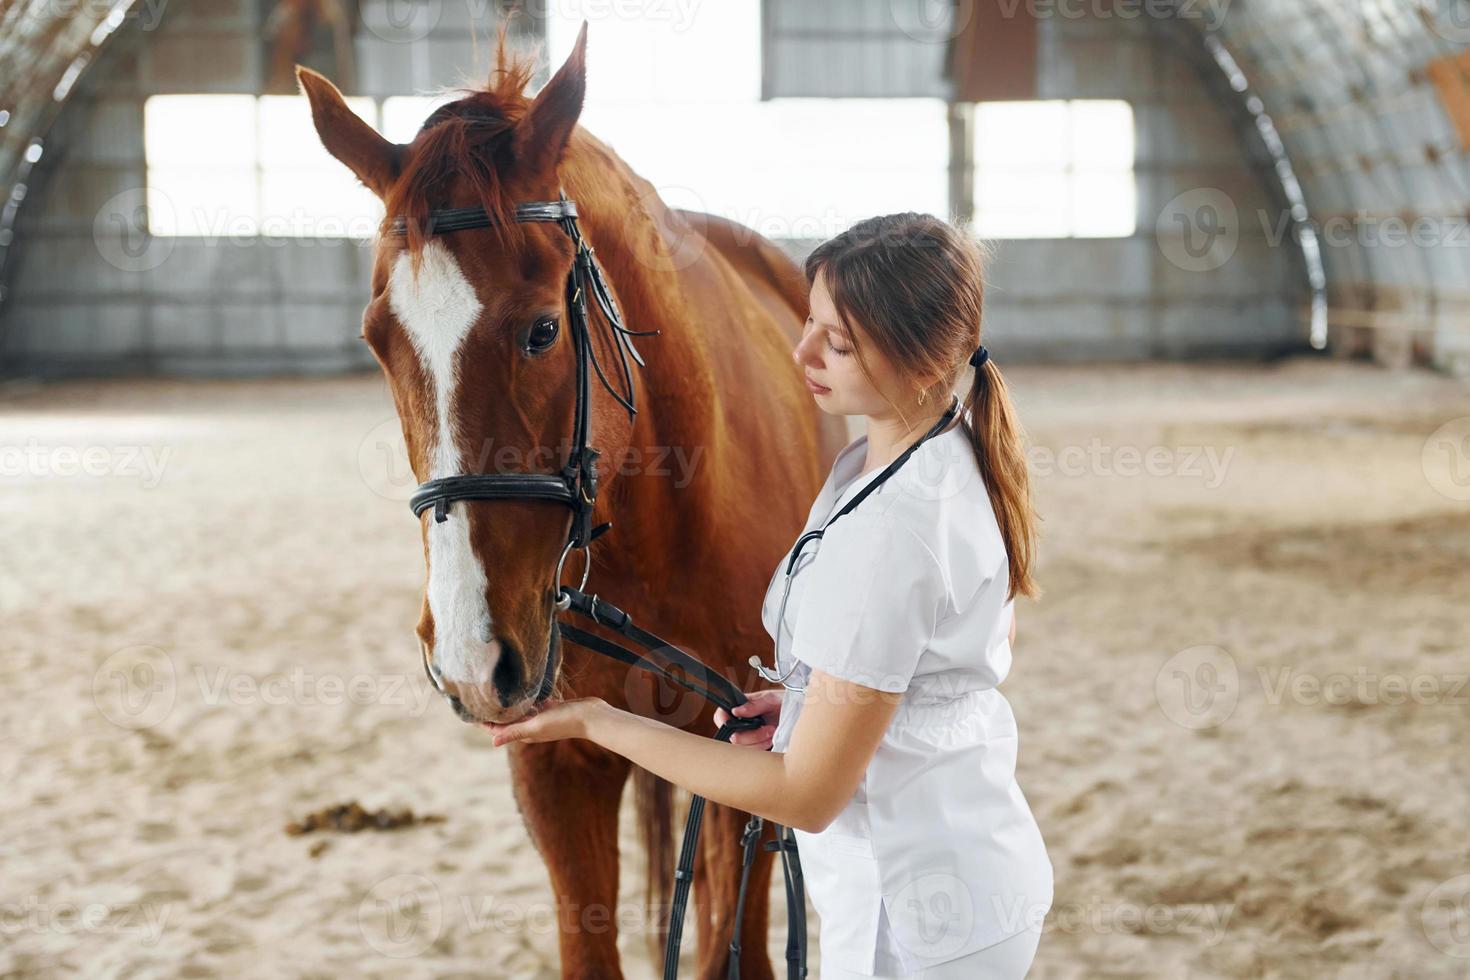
[1193,0,1470,372]
[0,0,139,301]
[2,0,1468,374]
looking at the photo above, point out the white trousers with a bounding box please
[817,913,1042,980]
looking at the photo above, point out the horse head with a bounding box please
[299,22,640,725]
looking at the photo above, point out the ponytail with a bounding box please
[966,360,1041,601]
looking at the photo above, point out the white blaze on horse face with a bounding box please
[388,241,497,688]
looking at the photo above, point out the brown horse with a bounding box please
[300,21,846,978]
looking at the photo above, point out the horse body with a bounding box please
[507,132,844,978]
[301,21,845,978]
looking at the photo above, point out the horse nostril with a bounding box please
[491,639,524,707]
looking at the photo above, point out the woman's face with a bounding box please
[793,270,909,419]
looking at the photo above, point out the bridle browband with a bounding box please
[387,189,809,979]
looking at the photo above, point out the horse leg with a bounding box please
[509,738,633,978]
[692,799,777,980]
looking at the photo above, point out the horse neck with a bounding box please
[561,164,722,584]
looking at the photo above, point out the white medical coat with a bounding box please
[759,419,1054,975]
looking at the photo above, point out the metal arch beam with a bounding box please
[1155,1,1330,349]
[0,0,142,315]
[1208,4,1377,310]
[1302,0,1435,329]
[1226,4,1374,315]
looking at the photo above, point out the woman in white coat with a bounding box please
[486,212,1053,979]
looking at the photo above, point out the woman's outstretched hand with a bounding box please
[713,689,785,749]
[482,697,605,747]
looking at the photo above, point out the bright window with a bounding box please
[143,95,257,237]
[381,95,455,144]
[144,93,381,237]
[546,7,949,238]
[257,95,382,237]
[146,5,814,240]
[972,100,1136,239]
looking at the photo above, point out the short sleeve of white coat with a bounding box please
[789,511,948,693]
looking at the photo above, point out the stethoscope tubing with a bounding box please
[752,396,962,693]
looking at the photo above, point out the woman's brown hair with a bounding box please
[803,212,1041,601]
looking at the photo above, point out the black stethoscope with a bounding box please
[749,395,963,692]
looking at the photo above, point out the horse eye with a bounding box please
[524,317,560,354]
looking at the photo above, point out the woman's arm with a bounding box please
[584,704,814,829]
[587,669,899,832]
[1010,608,1017,646]
[494,670,901,834]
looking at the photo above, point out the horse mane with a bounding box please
[382,22,542,263]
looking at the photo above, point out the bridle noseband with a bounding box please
[394,191,658,608]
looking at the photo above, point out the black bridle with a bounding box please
[386,190,807,979]
[400,193,649,560]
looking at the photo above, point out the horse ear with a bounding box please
[296,65,401,198]
[512,19,588,175]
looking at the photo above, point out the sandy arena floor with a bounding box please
[2,356,1468,978]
